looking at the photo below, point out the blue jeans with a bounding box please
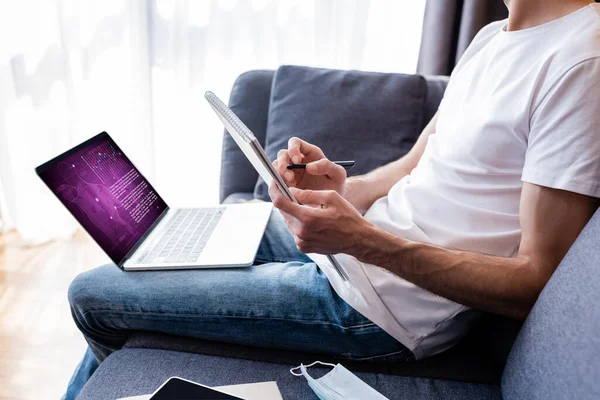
[65,210,412,398]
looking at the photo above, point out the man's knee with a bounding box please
[68,264,118,317]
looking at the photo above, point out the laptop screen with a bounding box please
[36,132,168,264]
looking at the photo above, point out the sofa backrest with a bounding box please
[219,69,449,203]
[502,208,600,399]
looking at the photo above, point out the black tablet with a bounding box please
[150,377,244,400]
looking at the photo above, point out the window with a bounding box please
[0,0,426,241]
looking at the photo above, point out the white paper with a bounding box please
[217,381,283,400]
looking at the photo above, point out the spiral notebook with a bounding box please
[204,91,350,283]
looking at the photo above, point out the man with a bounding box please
[66,0,600,397]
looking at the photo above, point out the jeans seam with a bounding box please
[81,309,378,332]
[254,257,297,264]
[350,347,411,361]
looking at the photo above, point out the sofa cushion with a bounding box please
[422,75,449,126]
[123,328,513,385]
[502,208,600,400]
[78,348,502,400]
[253,65,427,200]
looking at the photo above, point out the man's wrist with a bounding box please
[344,177,376,214]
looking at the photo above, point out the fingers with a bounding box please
[275,137,326,186]
[305,159,346,181]
[268,182,303,216]
[271,185,352,254]
[288,137,324,164]
[289,187,338,207]
[275,150,295,184]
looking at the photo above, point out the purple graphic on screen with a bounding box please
[38,134,168,263]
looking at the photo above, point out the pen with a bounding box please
[287,161,355,170]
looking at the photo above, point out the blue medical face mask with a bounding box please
[290,361,389,400]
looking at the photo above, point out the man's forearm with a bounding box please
[352,225,550,320]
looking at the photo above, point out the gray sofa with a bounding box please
[78,69,600,399]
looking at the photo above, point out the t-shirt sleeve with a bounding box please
[522,57,600,198]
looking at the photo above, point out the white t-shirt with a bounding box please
[311,4,600,359]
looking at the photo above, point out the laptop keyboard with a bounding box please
[141,208,223,264]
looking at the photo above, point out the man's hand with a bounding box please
[274,137,347,195]
[268,182,375,254]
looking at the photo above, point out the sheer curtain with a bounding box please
[0,0,426,244]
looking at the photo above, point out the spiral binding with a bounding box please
[205,91,255,142]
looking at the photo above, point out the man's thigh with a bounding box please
[69,261,410,363]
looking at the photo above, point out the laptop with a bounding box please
[35,131,272,271]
